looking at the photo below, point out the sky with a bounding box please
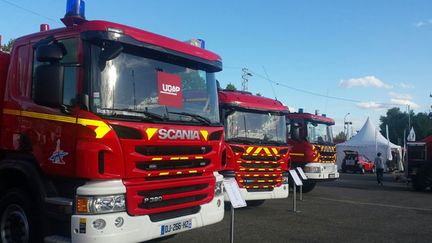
[1,0,431,135]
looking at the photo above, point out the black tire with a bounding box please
[0,189,42,243]
[246,200,265,207]
[300,182,316,193]
[360,167,365,174]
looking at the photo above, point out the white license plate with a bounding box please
[160,219,192,236]
[328,174,335,178]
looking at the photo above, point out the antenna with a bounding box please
[241,68,252,91]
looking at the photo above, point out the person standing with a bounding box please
[374,152,385,185]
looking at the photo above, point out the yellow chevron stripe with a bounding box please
[3,109,111,139]
[245,147,254,155]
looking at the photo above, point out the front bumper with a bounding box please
[304,163,339,181]
[71,175,224,243]
[223,185,288,201]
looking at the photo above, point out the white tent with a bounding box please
[336,117,403,171]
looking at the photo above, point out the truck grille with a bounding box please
[236,173,282,189]
[125,176,214,217]
[136,146,211,156]
[136,159,210,171]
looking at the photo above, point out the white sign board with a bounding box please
[289,169,303,186]
[296,167,308,180]
[223,178,247,208]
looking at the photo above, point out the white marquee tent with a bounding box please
[336,117,403,170]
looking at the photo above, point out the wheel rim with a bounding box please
[1,204,30,243]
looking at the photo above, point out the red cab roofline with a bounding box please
[287,112,335,124]
[218,90,288,112]
[13,20,221,62]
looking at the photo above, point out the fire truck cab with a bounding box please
[218,90,290,206]
[287,110,339,192]
[0,1,225,242]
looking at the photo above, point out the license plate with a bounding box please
[160,219,192,236]
[328,174,335,178]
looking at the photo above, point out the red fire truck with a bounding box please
[0,1,225,242]
[218,90,290,206]
[286,110,339,192]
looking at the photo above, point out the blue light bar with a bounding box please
[65,0,85,19]
[186,38,206,49]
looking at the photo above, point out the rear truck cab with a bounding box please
[287,110,339,193]
[218,90,290,206]
[0,1,225,242]
[341,150,375,174]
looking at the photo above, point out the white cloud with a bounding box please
[356,101,385,110]
[415,21,426,28]
[339,76,392,89]
[388,91,413,100]
[415,19,432,28]
[390,98,419,109]
[397,82,415,89]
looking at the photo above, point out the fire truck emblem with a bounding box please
[145,128,208,141]
[49,139,69,164]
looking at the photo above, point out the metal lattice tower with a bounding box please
[241,68,252,91]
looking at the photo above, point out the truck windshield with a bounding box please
[306,121,334,144]
[225,110,287,145]
[89,43,219,124]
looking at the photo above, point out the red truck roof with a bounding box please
[13,20,221,62]
[287,112,335,125]
[218,90,288,112]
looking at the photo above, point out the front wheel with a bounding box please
[246,200,265,207]
[0,189,41,243]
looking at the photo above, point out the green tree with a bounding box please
[334,131,347,142]
[380,107,432,144]
[225,83,237,91]
[412,112,432,140]
[1,39,14,52]
[379,107,409,145]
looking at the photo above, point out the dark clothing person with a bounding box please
[374,153,385,185]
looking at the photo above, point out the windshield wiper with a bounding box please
[98,108,165,121]
[226,137,260,145]
[167,111,212,125]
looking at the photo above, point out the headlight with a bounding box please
[214,181,223,196]
[76,194,126,214]
[304,166,322,173]
[282,176,289,184]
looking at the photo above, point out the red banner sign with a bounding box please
[157,71,183,108]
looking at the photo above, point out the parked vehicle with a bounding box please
[286,109,339,192]
[219,90,290,207]
[341,150,375,174]
[0,1,226,242]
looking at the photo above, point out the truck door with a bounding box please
[20,37,79,177]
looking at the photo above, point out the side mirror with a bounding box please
[34,64,64,107]
[292,126,301,141]
[36,43,66,62]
